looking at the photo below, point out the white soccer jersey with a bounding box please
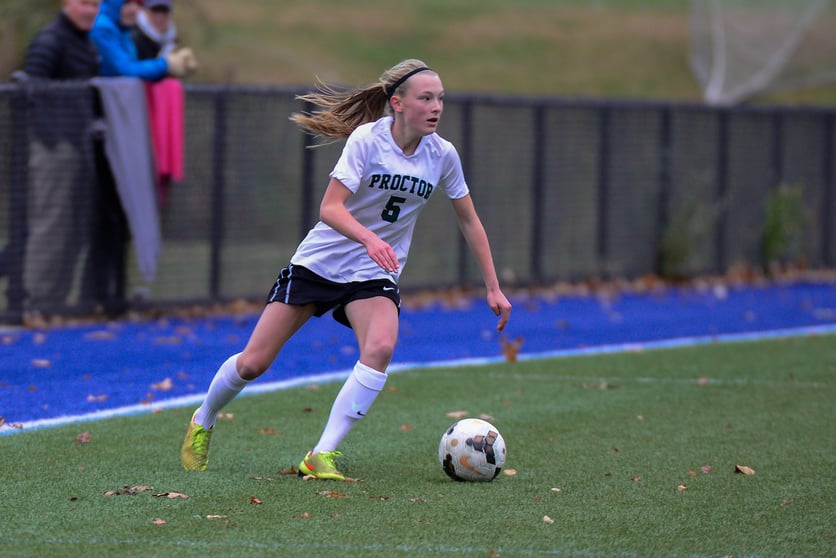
[291,115,470,283]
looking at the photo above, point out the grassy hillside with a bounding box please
[175,0,835,104]
[2,0,835,104]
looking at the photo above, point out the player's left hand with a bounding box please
[488,290,512,332]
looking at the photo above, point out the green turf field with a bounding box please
[2,334,834,557]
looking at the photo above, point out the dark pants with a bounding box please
[80,139,129,315]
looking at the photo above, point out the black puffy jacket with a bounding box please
[23,12,99,79]
[19,12,100,146]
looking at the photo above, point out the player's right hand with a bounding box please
[365,237,399,274]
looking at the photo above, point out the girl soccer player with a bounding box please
[181,59,512,479]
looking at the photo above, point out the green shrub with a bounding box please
[761,183,806,272]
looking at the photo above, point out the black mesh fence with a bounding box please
[1,82,834,323]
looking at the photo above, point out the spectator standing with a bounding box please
[86,0,196,313]
[19,0,102,315]
[91,0,195,80]
[131,0,187,206]
[132,0,178,60]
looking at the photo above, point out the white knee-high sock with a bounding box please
[312,361,387,454]
[193,352,249,429]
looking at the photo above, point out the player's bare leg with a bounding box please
[183,302,315,471]
[299,297,398,479]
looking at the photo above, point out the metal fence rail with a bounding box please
[1,82,834,323]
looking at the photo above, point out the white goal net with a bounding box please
[690,0,836,105]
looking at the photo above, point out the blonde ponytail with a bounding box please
[290,59,434,144]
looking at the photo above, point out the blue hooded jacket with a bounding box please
[90,0,168,80]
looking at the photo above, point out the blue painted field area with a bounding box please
[1,281,834,432]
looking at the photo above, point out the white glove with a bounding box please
[165,47,199,78]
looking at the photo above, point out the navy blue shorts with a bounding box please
[266,264,401,328]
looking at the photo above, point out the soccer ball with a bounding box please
[438,418,506,482]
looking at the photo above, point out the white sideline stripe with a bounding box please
[0,538,637,557]
[486,373,830,388]
[2,323,834,436]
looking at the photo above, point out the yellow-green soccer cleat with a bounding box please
[181,412,213,471]
[297,450,345,481]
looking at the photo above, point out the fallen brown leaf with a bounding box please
[503,469,517,476]
[104,485,154,496]
[582,381,615,390]
[735,465,756,476]
[677,484,688,492]
[75,432,92,444]
[543,515,555,524]
[317,490,348,498]
[151,377,174,391]
[153,336,182,345]
[445,410,469,419]
[500,336,524,362]
[250,496,263,505]
[84,330,117,341]
[154,492,189,499]
[206,515,228,519]
[152,518,166,525]
[259,428,280,435]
